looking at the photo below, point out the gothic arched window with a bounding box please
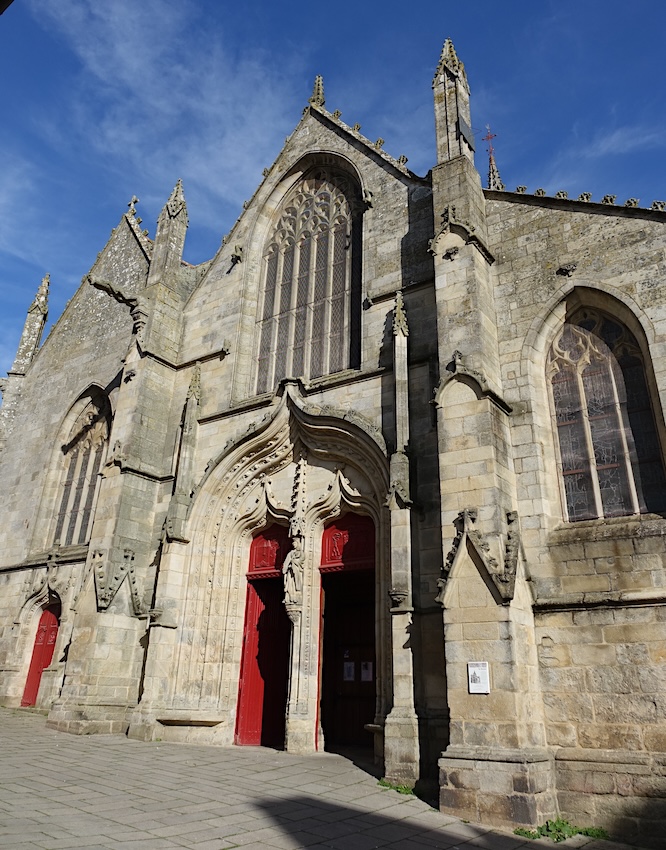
[255,167,362,394]
[53,394,111,546]
[547,309,666,521]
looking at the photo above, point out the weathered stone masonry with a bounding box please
[1,39,665,848]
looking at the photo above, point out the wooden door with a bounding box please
[21,607,59,707]
[236,526,291,747]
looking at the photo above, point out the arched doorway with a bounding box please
[235,525,292,747]
[319,514,375,749]
[21,604,61,707]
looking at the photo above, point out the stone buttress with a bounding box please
[430,40,556,827]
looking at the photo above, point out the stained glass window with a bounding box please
[255,168,362,394]
[548,310,666,521]
[53,395,110,546]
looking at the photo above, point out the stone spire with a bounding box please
[483,127,505,191]
[487,152,505,191]
[10,274,50,375]
[433,38,474,164]
[147,179,189,288]
[309,75,325,108]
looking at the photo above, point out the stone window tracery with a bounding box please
[255,167,362,394]
[53,395,110,546]
[547,309,666,521]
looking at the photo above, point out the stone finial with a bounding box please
[332,110,342,119]
[309,75,325,108]
[601,194,616,205]
[374,138,384,150]
[651,200,665,211]
[435,38,469,90]
[578,192,592,202]
[555,190,568,199]
[352,123,361,132]
[28,274,50,316]
[397,155,408,166]
[164,179,188,222]
[10,273,51,375]
[128,195,139,216]
[393,290,409,337]
[487,154,504,191]
[534,188,546,197]
[624,198,639,207]
[515,186,527,194]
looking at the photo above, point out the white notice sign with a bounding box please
[467,661,490,694]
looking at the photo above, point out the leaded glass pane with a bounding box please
[54,448,78,544]
[78,445,103,544]
[255,168,360,390]
[551,363,597,520]
[274,245,294,383]
[549,309,666,521]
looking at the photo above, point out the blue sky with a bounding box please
[1,1,665,375]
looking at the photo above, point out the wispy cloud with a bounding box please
[27,0,305,218]
[577,125,665,159]
[0,151,41,264]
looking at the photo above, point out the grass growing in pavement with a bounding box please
[378,778,415,795]
[514,818,608,843]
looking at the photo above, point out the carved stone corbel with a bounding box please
[388,587,412,613]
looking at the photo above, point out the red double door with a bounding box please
[235,515,375,749]
[21,607,60,707]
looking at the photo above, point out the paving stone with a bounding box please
[0,710,647,850]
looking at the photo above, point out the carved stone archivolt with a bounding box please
[435,508,520,605]
[159,381,390,715]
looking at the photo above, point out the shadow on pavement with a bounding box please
[255,793,526,850]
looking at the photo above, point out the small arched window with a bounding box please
[547,309,666,521]
[255,167,362,394]
[53,393,111,546]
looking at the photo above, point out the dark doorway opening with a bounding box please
[319,514,376,754]
[236,525,291,748]
[22,604,60,707]
[320,569,375,748]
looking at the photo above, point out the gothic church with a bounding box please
[1,41,665,846]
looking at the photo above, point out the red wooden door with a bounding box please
[236,525,291,747]
[21,607,59,707]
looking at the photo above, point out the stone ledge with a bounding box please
[441,745,553,764]
[534,588,666,611]
[555,748,652,765]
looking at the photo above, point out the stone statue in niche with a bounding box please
[282,534,304,608]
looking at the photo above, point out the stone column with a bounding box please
[383,291,419,785]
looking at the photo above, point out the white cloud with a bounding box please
[27,0,305,213]
[0,151,41,264]
[578,125,665,160]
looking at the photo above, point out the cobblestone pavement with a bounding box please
[0,708,641,850]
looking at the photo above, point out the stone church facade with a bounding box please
[1,41,665,845]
